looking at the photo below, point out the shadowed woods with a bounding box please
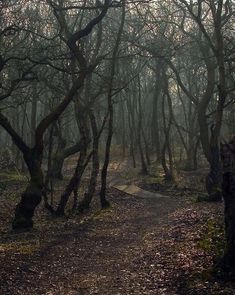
[0,0,235,294]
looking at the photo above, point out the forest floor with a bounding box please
[0,160,234,294]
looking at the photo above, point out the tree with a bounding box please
[99,0,126,208]
[0,0,112,229]
[220,136,235,276]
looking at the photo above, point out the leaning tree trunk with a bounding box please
[56,141,87,216]
[12,147,44,229]
[100,108,113,208]
[56,102,89,216]
[0,2,111,230]
[51,122,85,180]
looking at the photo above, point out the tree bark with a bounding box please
[151,63,162,162]
[137,78,148,175]
[161,91,175,182]
[79,111,100,211]
[56,101,89,215]
[51,140,84,179]
[13,146,44,229]
[0,2,111,229]
[220,138,235,276]
[100,1,126,208]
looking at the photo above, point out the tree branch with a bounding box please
[0,112,29,153]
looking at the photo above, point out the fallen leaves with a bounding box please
[0,172,234,294]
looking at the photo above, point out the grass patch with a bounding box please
[198,218,225,258]
[0,171,28,183]
[92,207,114,221]
[0,240,40,254]
[145,175,163,184]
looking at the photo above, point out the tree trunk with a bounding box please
[126,97,136,168]
[142,127,151,166]
[205,143,222,202]
[120,101,126,159]
[43,124,55,214]
[51,153,65,179]
[56,142,87,216]
[151,65,162,162]
[137,76,148,175]
[56,100,89,215]
[220,139,235,276]
[221,171,235,276]
[161,93,174,182]
[31,84,37,147]
[0,3,111,230]
[99,1,126,208]
[100,109,112,208]
[193,136,200,170]
[79,111,100,211]
[12,147,44,229]
[185,145,196,171]
[51,139,85,180]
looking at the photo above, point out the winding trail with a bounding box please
[0,161,185,295]
[113,183,168,199]
[108,160,168,199]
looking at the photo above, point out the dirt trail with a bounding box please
[108,160,168,199]
[0,161,186,295]
[1,160,233,294]
[1,193,182,295]
[113,183,168,199]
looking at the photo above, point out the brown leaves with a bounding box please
[128,204,232,295]
[0,182,233,295]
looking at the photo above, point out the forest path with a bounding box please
[0,161,186,295]
[113,183,168,199]
[1,160,229,294]
[108,159,168,199]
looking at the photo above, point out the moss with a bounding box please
[92,207,114,221]
[198,218,225,258]
[0,240,40,254]
[145,176,163,184]
[0,171,27,183]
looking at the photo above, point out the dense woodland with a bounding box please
[1,0,235,294]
